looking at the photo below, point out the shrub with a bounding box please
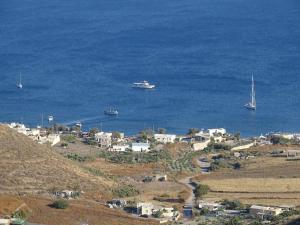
[233,162,241,170]
[12,210,27,219]
[51,200,69,209]
[221,199,244,210]
[153,210,164,218]
[194,184,209,199]
[62,135,76,143]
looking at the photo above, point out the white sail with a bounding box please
[245,75,256,110]
[17,72,23,89]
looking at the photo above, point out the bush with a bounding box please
[62,135,76,143]
[221,199,244,210]
[233,162,241,170]
[51,200,69,209]
[153,210,164,218]
[194,184,209,199]
[12,210,27,219]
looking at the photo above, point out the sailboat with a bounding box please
[104,107,118,116]
[16,72,23,89]
[245,75,256,110]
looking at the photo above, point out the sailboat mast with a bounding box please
[251,75,256,106]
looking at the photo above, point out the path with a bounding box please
[178,176,196,206]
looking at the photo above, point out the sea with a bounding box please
[0,0,300,136]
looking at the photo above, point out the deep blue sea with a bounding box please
[1,0,300,136]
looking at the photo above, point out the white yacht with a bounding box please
[132,80,155,89]
[48,115,54,122]
[245,75,256,110]
[16,72,23,89]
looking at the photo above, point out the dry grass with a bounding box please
[21,195,159,225]
[84,158,162,177]
[195,154,300,206]
[0,195,26,215]
[202,178,300,193]
[0,125,111,194]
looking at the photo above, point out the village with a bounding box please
[1,122,300,225]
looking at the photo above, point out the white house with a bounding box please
[249,205,283,219]
[7,123,29,135]
[37,134,61,146]
[208,128,226,137]
[94,132,112,147]
[27,128,40,136]
[192,139,210,151]
[154,134,176,144]
[47,134,61,146]
[131,142,150,152]
[136,202,154,216]
[111,144,129,152]
[198,201,223,211]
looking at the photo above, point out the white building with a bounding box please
[192,140,210,151]
[94,132,112,147]
[37,134,61,146]
[154,134,176,144]
[136,202,154,216]
[198,201,223,211]
[249,205,283,219]
[111,144,129,152]
[27,128,40,136]
[131,142,150,152]
[7,123,29,135]
[208,128,227,137]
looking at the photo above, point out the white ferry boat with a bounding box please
[132,80,155,89]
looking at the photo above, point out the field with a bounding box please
[195,153,300,206]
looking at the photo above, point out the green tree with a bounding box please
[234,132,241,141]
[112,131,121,139]
[187,128,200,136]
[158,128,167,134]
[139,129,154,141]
[89,128,100,137]
[221,199,244,210]
[194,184,209,199]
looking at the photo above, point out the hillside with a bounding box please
[0,125,110,194]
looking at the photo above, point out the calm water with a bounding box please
[0,0,300,136]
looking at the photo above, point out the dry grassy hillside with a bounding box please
[0,125,110,194]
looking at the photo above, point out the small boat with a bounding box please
[75,122,82,127]
[104,108,119,116]
[245,75,256,110]
[16,72,23,89]
[48,115,54,122]
[132,80,155,89]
